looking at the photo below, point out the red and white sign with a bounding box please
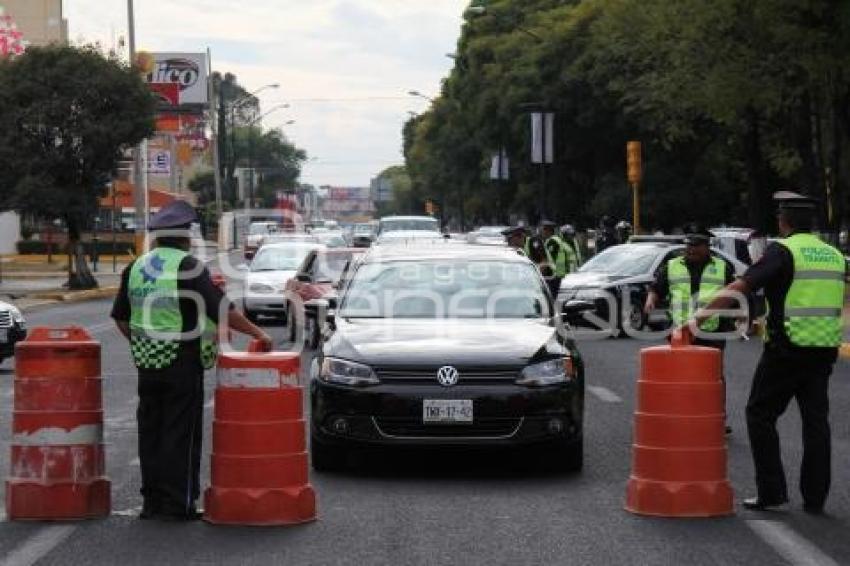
[150,83,180,106]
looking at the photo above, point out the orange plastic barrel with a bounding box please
[203,340,316,525]
[6,327,111,520]
[625,331,733,517]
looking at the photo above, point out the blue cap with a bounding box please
[148,200,198,231]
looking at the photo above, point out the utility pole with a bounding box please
[208,48,223,224]
[127,0,147,253]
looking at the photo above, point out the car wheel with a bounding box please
[310,431,347,473]
[617,298,645,337]
[549,436,583,473]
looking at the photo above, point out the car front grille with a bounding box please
[374,366,520,385]
[373,417,522,439]
[0,311,11,328]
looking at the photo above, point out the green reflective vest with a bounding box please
[667,256,727,332]
[544,235,577,277]
[779,233,845,348]
[128,247,217,370]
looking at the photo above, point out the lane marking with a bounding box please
[588,385,623,403]
[747,520,840,566]
[112,507,141,518]
[0,525,76,566]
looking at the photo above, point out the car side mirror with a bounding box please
[562,300,595,316]
[305,298,336,330]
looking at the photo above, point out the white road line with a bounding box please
[0,525,76,566]
[588,385,623,403]
[747,520,840,566]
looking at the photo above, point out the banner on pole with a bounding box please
[531,113,554,164]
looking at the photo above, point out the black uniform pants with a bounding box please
[547,277,563,299]
[137,353,204,514]
[746,345,835,506]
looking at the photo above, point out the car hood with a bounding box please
[326,318,563,366]
[560,270,644,289]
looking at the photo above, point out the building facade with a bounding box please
[0,0,67,47]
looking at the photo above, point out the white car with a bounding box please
[0,299,27,364]
[467,226,509,246]
[243,241,326,321]
[243,222,280,259]
[377,215,440,235]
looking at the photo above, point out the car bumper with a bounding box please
[243,295,287,314]
[310,380,583,448]
[0,325,27,358]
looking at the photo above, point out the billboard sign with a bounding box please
[145,52,208,105]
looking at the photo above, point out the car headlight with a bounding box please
[320,357,379,386]
[516,358,575,387]
[10,307,25,326]
[249,283,275,294]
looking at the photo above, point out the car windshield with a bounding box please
[251,246,315,272]
[579,245,661,276]
[314,254,356,282]
[340,260,549,319]
[380,218,439,233]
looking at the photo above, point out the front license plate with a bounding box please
[423,400,473,424]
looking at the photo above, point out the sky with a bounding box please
[63,0,467,187]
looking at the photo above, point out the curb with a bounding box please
[30,286,119,304]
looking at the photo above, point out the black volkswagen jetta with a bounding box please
[309,243,587,472]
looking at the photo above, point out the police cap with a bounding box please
[774,190,818,211]
[683,223,713,245]
[148,200,198,231]
[501,226,528,237]
[539,220,558,228]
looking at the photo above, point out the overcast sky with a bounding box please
[64,1,466,187]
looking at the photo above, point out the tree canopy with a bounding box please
[405,0,850,236]
[0,44,156,287]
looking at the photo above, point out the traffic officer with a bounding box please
[111,200,272,521]
[560,224,583,266]
[691,191,845,513]
[501,226,529,256]
[644,224,735,432]
[541,220,578,297]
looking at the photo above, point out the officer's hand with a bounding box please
[254,331,274,352]
[643,296,656,315]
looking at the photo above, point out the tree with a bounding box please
[231,126,306,207]
[212,72,261,204]
[0,45,155,288]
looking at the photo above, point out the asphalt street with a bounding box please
[0,256,849,565]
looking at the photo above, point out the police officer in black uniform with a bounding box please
[691,191,845,513]
[111,201,272,520]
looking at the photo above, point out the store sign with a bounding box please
[148,150,172,175]
[145,52,208,105]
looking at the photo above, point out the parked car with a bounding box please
[309,244,589,472]
[243,222,280,259]
[285,248,366,346]
[558,242,754,334]
[243,241,326,322]
[0,300,27,364]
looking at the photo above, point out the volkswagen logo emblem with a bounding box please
[437,366,459,387]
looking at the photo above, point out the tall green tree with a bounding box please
[0,45,155,288]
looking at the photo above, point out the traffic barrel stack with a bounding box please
[625,331,733,517]
[6,327,110,520]
[204,340,316,525]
